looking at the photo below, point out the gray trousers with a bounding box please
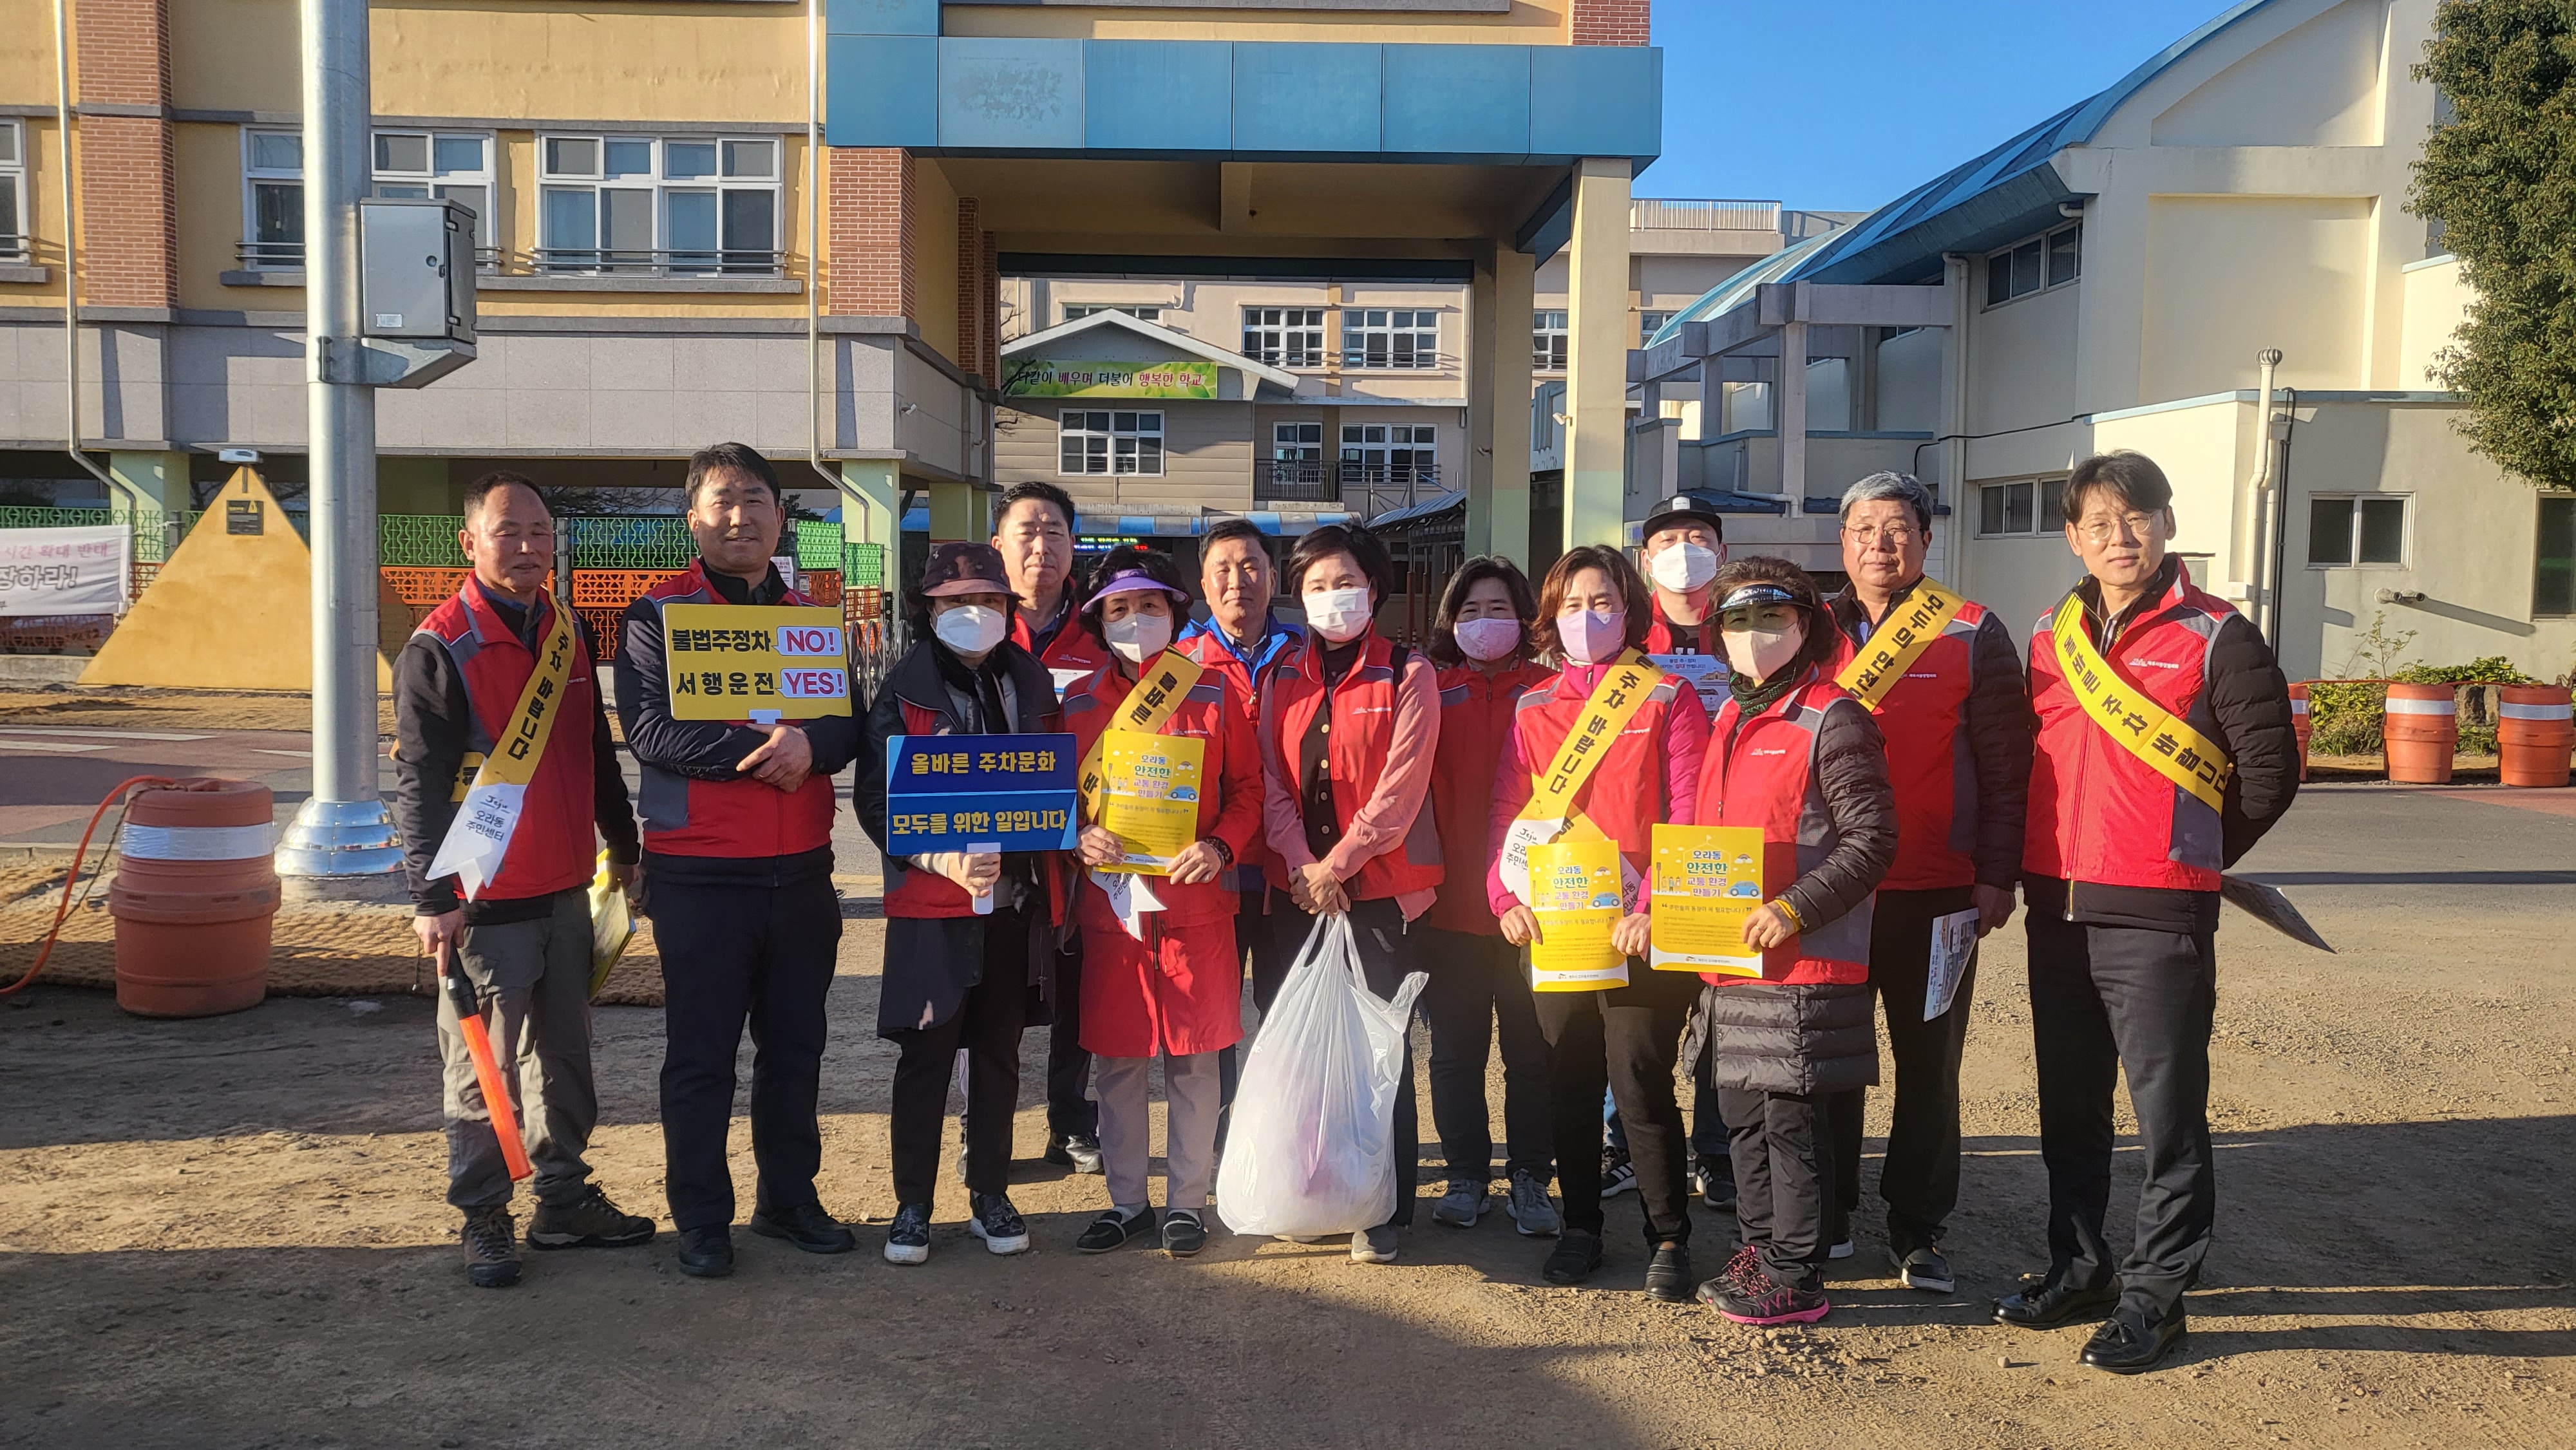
[1096,1051,1224,1214]
[438,889,600,1211]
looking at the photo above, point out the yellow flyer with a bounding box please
[1647,824,1770,977]
[1527,838,1629,992]
[1094,730,1205,874]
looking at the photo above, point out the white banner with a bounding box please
[0,526,129,617]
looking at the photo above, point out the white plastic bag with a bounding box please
[1215,912,1428,1238]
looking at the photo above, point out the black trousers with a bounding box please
[2025,906,2218,1323]
[1417,928,1555,1184]
[652,872,843,1232]
[1246,886,1296,1015]
[1827,885,1978,1252]
[1722,1087,1833,1285]
[888,903,1034,1210]
[1044,934,1097,1140]
[1534,965,1695,1244]
[1271,896,1419,1230]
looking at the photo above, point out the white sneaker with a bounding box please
[1350,1225,1399,1264]
[967,1192,1030,1256]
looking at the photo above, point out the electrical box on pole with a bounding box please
[318,196,477,390]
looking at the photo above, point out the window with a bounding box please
[1343,309,1438,370]
[1063,305,1161,325]
[1977,478,2067,537]
[1059,410,1164,477]
[2307,496,2408,567]
[372,131,495,252]
[1340,424,1434,479]
[1640,310,1676,339]
[2537,496,2576,616]
[1534,310,1569,371]
[1986,222,2081,306]
[242,129,304,269]
[1242,308,1325,368]
[538,134,779,274]
[1272,422,1322,464]
[0,122,24,262]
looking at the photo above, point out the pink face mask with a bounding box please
[1558,609,1626,666]
[1454,617,1522,662]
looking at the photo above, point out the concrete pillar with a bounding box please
[1467,241,1534,563]
[106,450,189,514]
[927,480,985,542]
[1562,158,1631,551]
[837,458,900,550]
[1777,319,1808,509]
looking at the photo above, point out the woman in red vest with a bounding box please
[1486,545,1710,1301]
[1256,523,1443,1266]
[1059,547,1262,1260]
[1419,558,1560,1237]
[1689,556,1897,1327]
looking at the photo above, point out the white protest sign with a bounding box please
[0,526,129,617]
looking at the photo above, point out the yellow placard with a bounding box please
[1527,839,1629,992]
[1094,731,1205,874]
[659,603,853,720]
[1647,824,1770,977]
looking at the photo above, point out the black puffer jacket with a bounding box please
[1696,980,1879,1097]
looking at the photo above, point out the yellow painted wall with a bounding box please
[912,158,961,366]
[0,10,63,110]
[2397,254,2469,391]
[2092,396,2259,586]
[943,1,1573,44]
[2140,194,2375,400]
[2,115,70,304]
[168,0,298,113]
[1967,278,2081,435]
[2147,0,2386,149]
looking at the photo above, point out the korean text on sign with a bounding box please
[886,732,1081,856]
[658,603,852,720]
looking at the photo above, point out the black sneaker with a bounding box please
[1161,1210,1209,1259]
[527,1185,656,1250]
[884,1203,932,1266]
[675,1223,734,1279]
[1075,1205,1157,1254]
[1600,1147,1637,1200]
[1712,1268,1830,1326]
[1542,1229,1604,1285]
[1693,1160,1737,1213]
[1045,1133,1105,1174]
[1696,1242,1763,1303]
[1643,1244,1694,1303]
[1899,1244,1955,1294]
[748,1201,857,1256]
[460,1207,520,1289]
[969,1192,1031,1256]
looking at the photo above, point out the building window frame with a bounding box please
[1242,307,1326,369]
[2536,494,2576,617]
[1063,304,1161,325]
[0,120,26,263]
[1271,421,1322,464]
[1340,422,1435,478]
[1639,310,1676,340]
[371,130,497,257]
[535,133,781,276]
[1533,310,1569,372]
[1984,221,2081,308]
[241,127,305,270]
[1058,409,1165,478]
[1341,308,1439,370]
[1975,476,2067,537]
[2306,494,2410,569]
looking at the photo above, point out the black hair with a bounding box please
[2062,450,2174,520]
[462,470,545,523]
[993,480,1077,536]
[684,442,780,507]
[1077,544,1194,645]
[1531,545,1654,660]
[1202,516,1269,556]
[1283,523,1394,603]
[1428,555,1537,666]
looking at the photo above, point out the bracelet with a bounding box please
[1206,836,1235,868]
[1769,896,1806,931]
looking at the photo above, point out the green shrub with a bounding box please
[2306,681,2387,755]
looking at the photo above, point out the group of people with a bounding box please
[394,439,2296,1377]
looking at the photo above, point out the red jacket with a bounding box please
[1695,675,1884,986]
[858,639,1072,923]
[1175,622,1293,894]
[1426,659,1552,935]
[1485,659,1707,914]
[1260,630,1444,904]
[1013,601,1113,702]
[414,585,598,900]
[1064,660,1262,1057]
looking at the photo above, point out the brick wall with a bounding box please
[1570,0,1649,46]
[956,196,983,383]
[828,147,913,318]
[978,230,999,385]
[73,0,178,308]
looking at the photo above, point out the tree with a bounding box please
[2409,1,2576,490]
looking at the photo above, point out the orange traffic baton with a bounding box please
[438,940,533,1182]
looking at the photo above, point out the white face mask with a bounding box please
[1453,616,1522,662]
[1649,541,1719,594]
[1305,587,1374,643]
[1103,609,1173,665]
[1722,625,1804,684]
[933,604,1007,657]
[1558,608,1627,666]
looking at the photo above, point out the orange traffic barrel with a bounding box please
[2498,684,2574,789]
[2287,683,2311,782]
[2382,683,2458,785]
[109,778,279,1017]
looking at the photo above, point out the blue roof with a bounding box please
[1643,231,1834,349]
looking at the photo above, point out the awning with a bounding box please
[898,505,1358,538]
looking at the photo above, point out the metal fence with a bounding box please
[1631,198,1782,232]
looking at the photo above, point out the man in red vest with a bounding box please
[620,443,864,1278]
[1993,451,2296,1373]
[1821,471,2036,1296]
[396,471,649,1289]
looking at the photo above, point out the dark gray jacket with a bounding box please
[1696,979,1879,1096]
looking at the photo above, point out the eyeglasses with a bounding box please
[1841,525,1920,545]
[2076,512,2163,545]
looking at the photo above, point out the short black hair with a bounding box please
[1203,516,1268,556]
[1428,555,1537,666]
[1284,523,1394,603]
[462,470,545,523]
[993,480,1076,535]
[2063,450,2174,520]
[685,442,780,508]
[1077,544,1194,645]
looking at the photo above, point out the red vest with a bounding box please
[415,585,600,901]
[1826,593,1995,892]
[1176,625,1285,887]
[1262,631,1444,903]
[1427,660,1551,935]
[632,562,838,860]
[1504,662,1696,879]
[1063,660,1259,930]
[2025,571,2235,894]
[1696,673,1874,986]
[1012,601,1113,702]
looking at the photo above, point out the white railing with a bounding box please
[1632,198,1782,232]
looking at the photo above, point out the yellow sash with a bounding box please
[1522,649,1661,824]
[1833,581,1967,711]
[1077,648,1204,815]
[427,590,578,900]
[2051,592,2231,812]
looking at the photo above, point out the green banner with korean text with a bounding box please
[1007,359,1218,399]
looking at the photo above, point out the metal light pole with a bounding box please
[276,0,402,881]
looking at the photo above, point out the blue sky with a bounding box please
[1639,1,2240,212]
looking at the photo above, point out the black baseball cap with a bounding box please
[920,540,1013,598]
[1640,493,1729,541]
